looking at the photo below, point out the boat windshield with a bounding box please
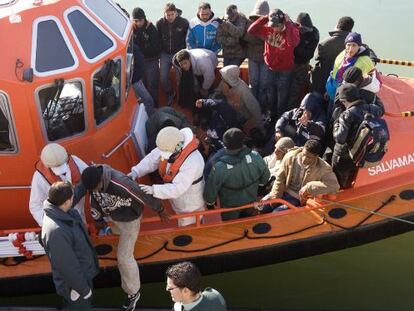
[84,0,129,39]
[38,80,86,141]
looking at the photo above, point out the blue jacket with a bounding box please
[187,13,221,53]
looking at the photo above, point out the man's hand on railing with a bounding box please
[158,209,170,223]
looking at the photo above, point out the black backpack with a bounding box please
[349,112,390,168]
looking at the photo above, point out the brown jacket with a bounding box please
[270,147,339,198]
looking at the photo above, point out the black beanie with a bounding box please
[343,66,363,84]
[223,128,245,150]
[132,7,146,20]
[338,83,359,102]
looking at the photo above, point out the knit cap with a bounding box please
[249,0,270,18]
[223,128,245,151]
[343,66,363,84]
[156,127,184,153]
[132,7,146,20]
[345,32,362,46]
[338,83,359,102]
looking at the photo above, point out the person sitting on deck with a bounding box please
[129,126,206,227]
[145,106,192,153]
[194,93,243,157]
[275,92,327,147]
[172,48,218,106]
[266,139,339,210]
[213,65,264,131]
[204,128,270,221]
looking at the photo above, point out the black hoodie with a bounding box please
[294,13,320,64]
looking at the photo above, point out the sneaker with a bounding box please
[121,291,140,311]
[167,91,176,106]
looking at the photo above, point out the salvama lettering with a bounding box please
[368,152,414,176]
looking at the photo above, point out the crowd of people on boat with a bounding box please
[29,0,390,309]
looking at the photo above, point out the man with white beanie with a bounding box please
[129,126,205,226]
[29,143,88,226]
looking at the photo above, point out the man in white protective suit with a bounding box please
[129,126,205,226]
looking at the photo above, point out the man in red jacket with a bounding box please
[247,8,300,120]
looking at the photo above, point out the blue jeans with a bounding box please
[271,70,293,119]
[160,52,177,95]
[143,59,160,107]
[248,60,272,112]
[133,80,155,116]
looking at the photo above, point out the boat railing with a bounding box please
[136,196,330,235]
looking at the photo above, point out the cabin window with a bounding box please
[93,59,122,125]
[32,18,78,75]
[0,93,17,153]
[125,36,134,97]
[38,80,86,141]
[83,0,129,39]
[65,8,115,62]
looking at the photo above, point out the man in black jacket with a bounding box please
[332,84,382,189]
[42,181,99,310]
[133,7,161,107]
[311,16,354,94]
[288,12,319,110]
[157,3,189,106]
[81,165,169,311]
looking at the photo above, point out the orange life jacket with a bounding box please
[158,136,199,183]
[35,155,81,185]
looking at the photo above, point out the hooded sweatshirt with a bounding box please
[90,165,163,223]
[204,146,270,208]
[294,13,319,64]
[173,48,218,90]
[247,16,300,71]
[42,201,99,297]
[187,12,221,53]
[242,1,269,62]
[217,65,263,129]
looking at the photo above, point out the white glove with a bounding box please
[70,289,80,301]
[261,193,272,201]
[83,289,92,299]
[140,184,154,195]
[127,171,138,180]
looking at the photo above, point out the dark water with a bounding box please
[2,230,414,310]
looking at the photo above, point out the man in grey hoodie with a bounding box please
[215,65,264,131]
[81,165,169,311]
[42,181,99,310]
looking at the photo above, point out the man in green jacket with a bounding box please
[166,262,227,311]
[204,128,270,220]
